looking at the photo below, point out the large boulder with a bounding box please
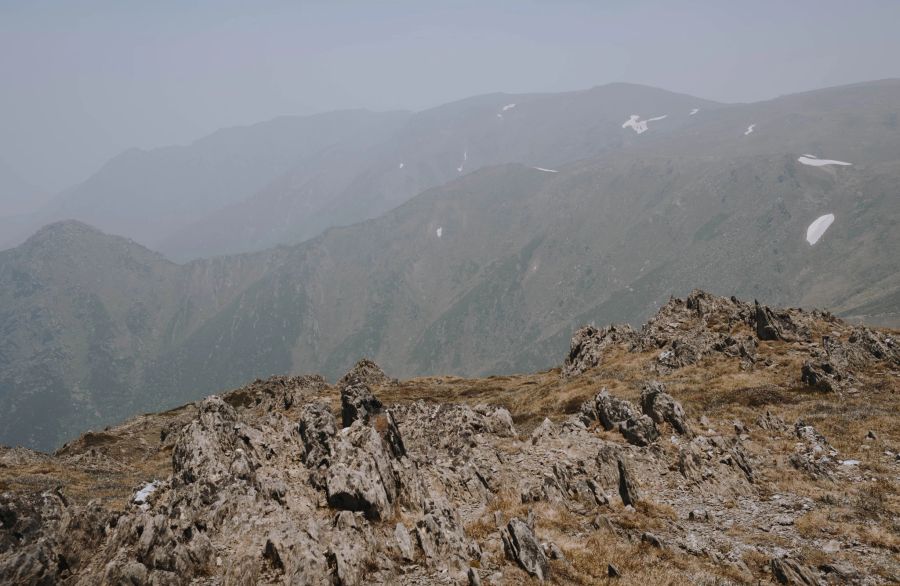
[640,381,692,436]
[325,421,401,520]
[340,382,383,428]
[501,518,550,582]
[755,300,782,341]
[619,415,659,447]
[415,498,477,573]
[595,390,641,431]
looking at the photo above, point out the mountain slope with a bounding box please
[1,80,899,451]
[163,83,719,258]
[0,110,412,253]
[2,292,898,584]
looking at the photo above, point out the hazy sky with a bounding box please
[2,0,899,192]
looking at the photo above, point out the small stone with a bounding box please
[689,509,709,522]
[866,430,877,440]
[822,540,840,554]
[607,563,621,577]
[774,515,794,526]
[468,567,481,586]
[641,532,663,548]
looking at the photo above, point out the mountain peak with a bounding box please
[23,219,110,245]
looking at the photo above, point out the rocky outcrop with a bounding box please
[639,381,692,436]
[790,421,838,479]
[501,518,550,582]
[341,381,384,427]
[771,557,822,585]
[755,300,783,340]
[326,421,401,520]
[0,491,108,585]
[3,291,897,585]
[563,324,637,377]
[298,402,338,487]
[590,390,659,446]
[617,458,640,506]
[338,358,393,389]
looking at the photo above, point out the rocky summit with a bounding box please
[1,291,898,585]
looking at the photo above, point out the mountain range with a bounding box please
[1,79,899,451]
[0,83,716,260]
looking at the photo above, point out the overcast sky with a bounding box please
[2,0,899,192]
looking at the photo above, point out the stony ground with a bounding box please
[1,290,898,585]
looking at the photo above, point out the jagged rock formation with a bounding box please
[1,291,898,584]
[337,358,394,389]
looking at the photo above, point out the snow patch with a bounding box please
[689,108,700,116]
[622,114,668,134]
[840,459,860,466]
[501,103,516,111]
[797,155,852,167]
[806,214,835,245]
[744,124,756,136]
[398,162,404,169]
[436,227,442,238]
[457,150,467,173]
[533,167,558,173]
[133,480,159,510]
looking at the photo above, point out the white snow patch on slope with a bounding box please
[533,167,558,173]
[622,114,668,134]
[501,103,516,111]
[806,214,835,245]
[398,162,404,169]
[436,227,443,238]
[744,124,756,135]
[457,150,467,173]
[689,108,700,116]
[133,481,159,510]
[798,155,852,167]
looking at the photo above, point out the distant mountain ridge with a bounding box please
[0,83,720,260]
[1,79,899,451]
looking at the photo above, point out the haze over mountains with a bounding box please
[0,158,47,218]
[1,79,899,451]
[0,84,716,260]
